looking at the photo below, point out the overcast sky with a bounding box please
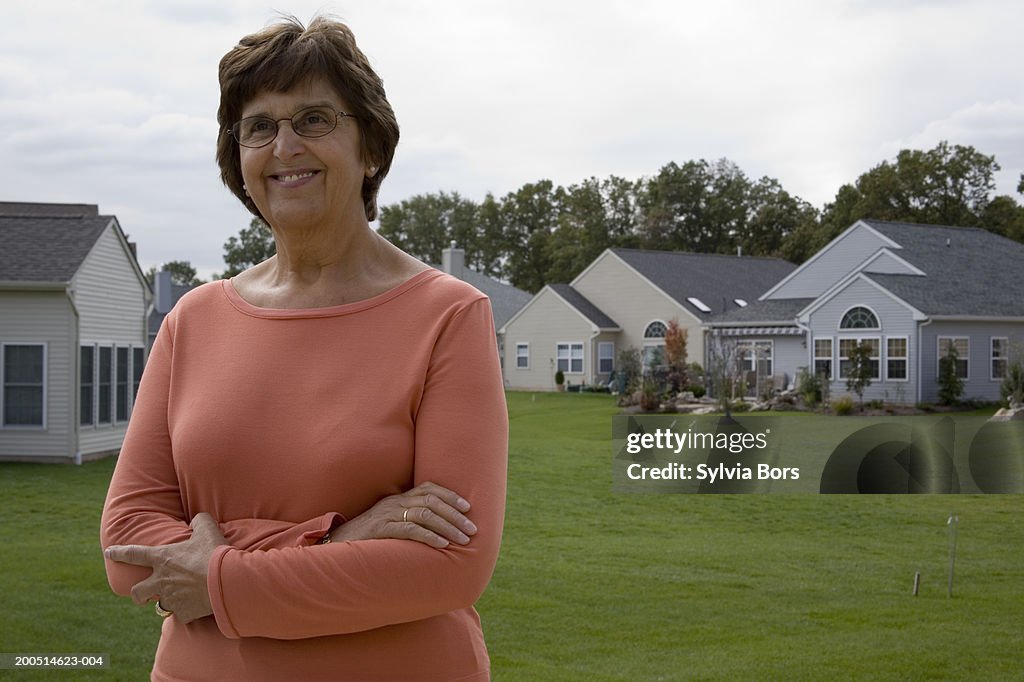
[3,0,1022,279]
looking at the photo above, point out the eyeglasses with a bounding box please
[228,106,357,148]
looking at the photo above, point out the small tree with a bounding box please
[1001,357,1024,407]
[663,319,688,392]
[706,334,745,417]
[219,218,276,278]
[616,347,642,398]
[145,260,205,287]
[937,342,964,406]
[845,341,875,409]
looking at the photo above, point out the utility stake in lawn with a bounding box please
[947,514,959,598]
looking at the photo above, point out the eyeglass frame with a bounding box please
[227,107,358,148]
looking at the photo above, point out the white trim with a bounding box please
[838,336,882,381]
[1,341,48,430]
[936,336,970,381]
[515,342,530,370]
[556,341,585,375]
[990,336,1009,382]
[885,336,909,382]
[759,220,901,301]
[643,319,668,340]
[813,336,834,381]
[598,341,615,374]
[797,272,927,323]
[838,304,882,331]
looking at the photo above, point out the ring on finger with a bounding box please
[403,508,410,523]
[155,601,173,618]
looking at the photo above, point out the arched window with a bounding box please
[644,321,667,339]
[840,306,879,329]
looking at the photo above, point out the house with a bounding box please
[708,219,1024,404]
[499,248,796,391]
[435,244,533,375]
[0,202,151,463]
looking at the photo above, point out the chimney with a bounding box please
[155,269,173,314]
[442,241,465,280]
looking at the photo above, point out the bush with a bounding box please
[691,385,706,399]
[833,395,855,416]
[937,344,964,406]
[1001,359,1024,407]
[555,369,565,386]
[867,399,884,410]
[797,367,823,407]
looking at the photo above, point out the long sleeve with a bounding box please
[206,295,508,639]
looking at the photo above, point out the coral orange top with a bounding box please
[101,270,508,682]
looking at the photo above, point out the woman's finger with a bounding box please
[401,493,477,539]
[409,481,471,512]
[399,506,470,546]
[105,544,158,567]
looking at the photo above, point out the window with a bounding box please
[116,347,130,422]
[741,341,773,377]
[937,337,969,379]
[98,346,112,424]
[556,343,584,373]
[3,344,45,427]
[814,338,833,379]
[840,306,880,330]
[839,337,880,380]
[598,342,615,374]
[991,338,1008,380]
[133,347,145,399]
[644,321,667,339]
[516,343,529,370]
[887,337,908,381]
[81,346,95,426]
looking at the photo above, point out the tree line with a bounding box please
[377,141,1024,293]
[157,141,1024,291]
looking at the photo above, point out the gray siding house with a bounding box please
[0,202,151,462]
[500,248,796,391]
[709,220,1024,404]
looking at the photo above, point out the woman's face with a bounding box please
[238,78,370,230]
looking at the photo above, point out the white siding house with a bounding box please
[710,220,1024,405]
[0,202,151,462]
[501,248,796,391]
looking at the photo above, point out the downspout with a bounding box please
[917,318,933,405]
[66,284,82,465]
[589,327,601,387]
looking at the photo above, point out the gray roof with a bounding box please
[0,203,113,282]
[429,262,532,331]
[861,220,1024,317]
[710,297,814,324]
[610,248,797,321]
[548,283,619,329]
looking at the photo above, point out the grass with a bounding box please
[0,391,1021,680]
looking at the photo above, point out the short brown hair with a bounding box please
[216,15,399,222]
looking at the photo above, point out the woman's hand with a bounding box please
[104,513,228,624]
[330,482,477,549]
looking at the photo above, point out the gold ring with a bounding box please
[155,601,173,618]
[403,509,410,523]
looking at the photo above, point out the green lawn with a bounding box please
[0,392,1021,680]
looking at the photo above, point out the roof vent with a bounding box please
[946,238,951,247]
[734,299,748,307]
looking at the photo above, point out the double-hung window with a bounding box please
[556,343,584,373]
[3,344,45,427]
[814,338,833,379]
[81,346,95,426]
[839,338,880,380]
[598,342,615,374]
[516,343,529,370]
[991,338,1008,380]
[886,337,908,381]
[937,337,969,379]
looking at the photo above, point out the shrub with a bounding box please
[867,399,884,410]
[937,343,964,406]
[797,367,823,407]
[691,385,706,399]
[833,395,855,416]
[1001,358,1024,407]
[555,369,565,386]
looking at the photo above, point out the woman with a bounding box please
[101,15,507,682]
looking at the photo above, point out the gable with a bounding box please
[763,221,899,300]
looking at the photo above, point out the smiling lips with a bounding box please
[272,170,319,185]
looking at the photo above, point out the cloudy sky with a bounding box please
[3,0,1022,279]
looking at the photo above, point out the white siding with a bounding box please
[503,289,598,390]
[71,223,149,456]
[767,224,892,300]
[0,292,76,459]
[573,253,702,365]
